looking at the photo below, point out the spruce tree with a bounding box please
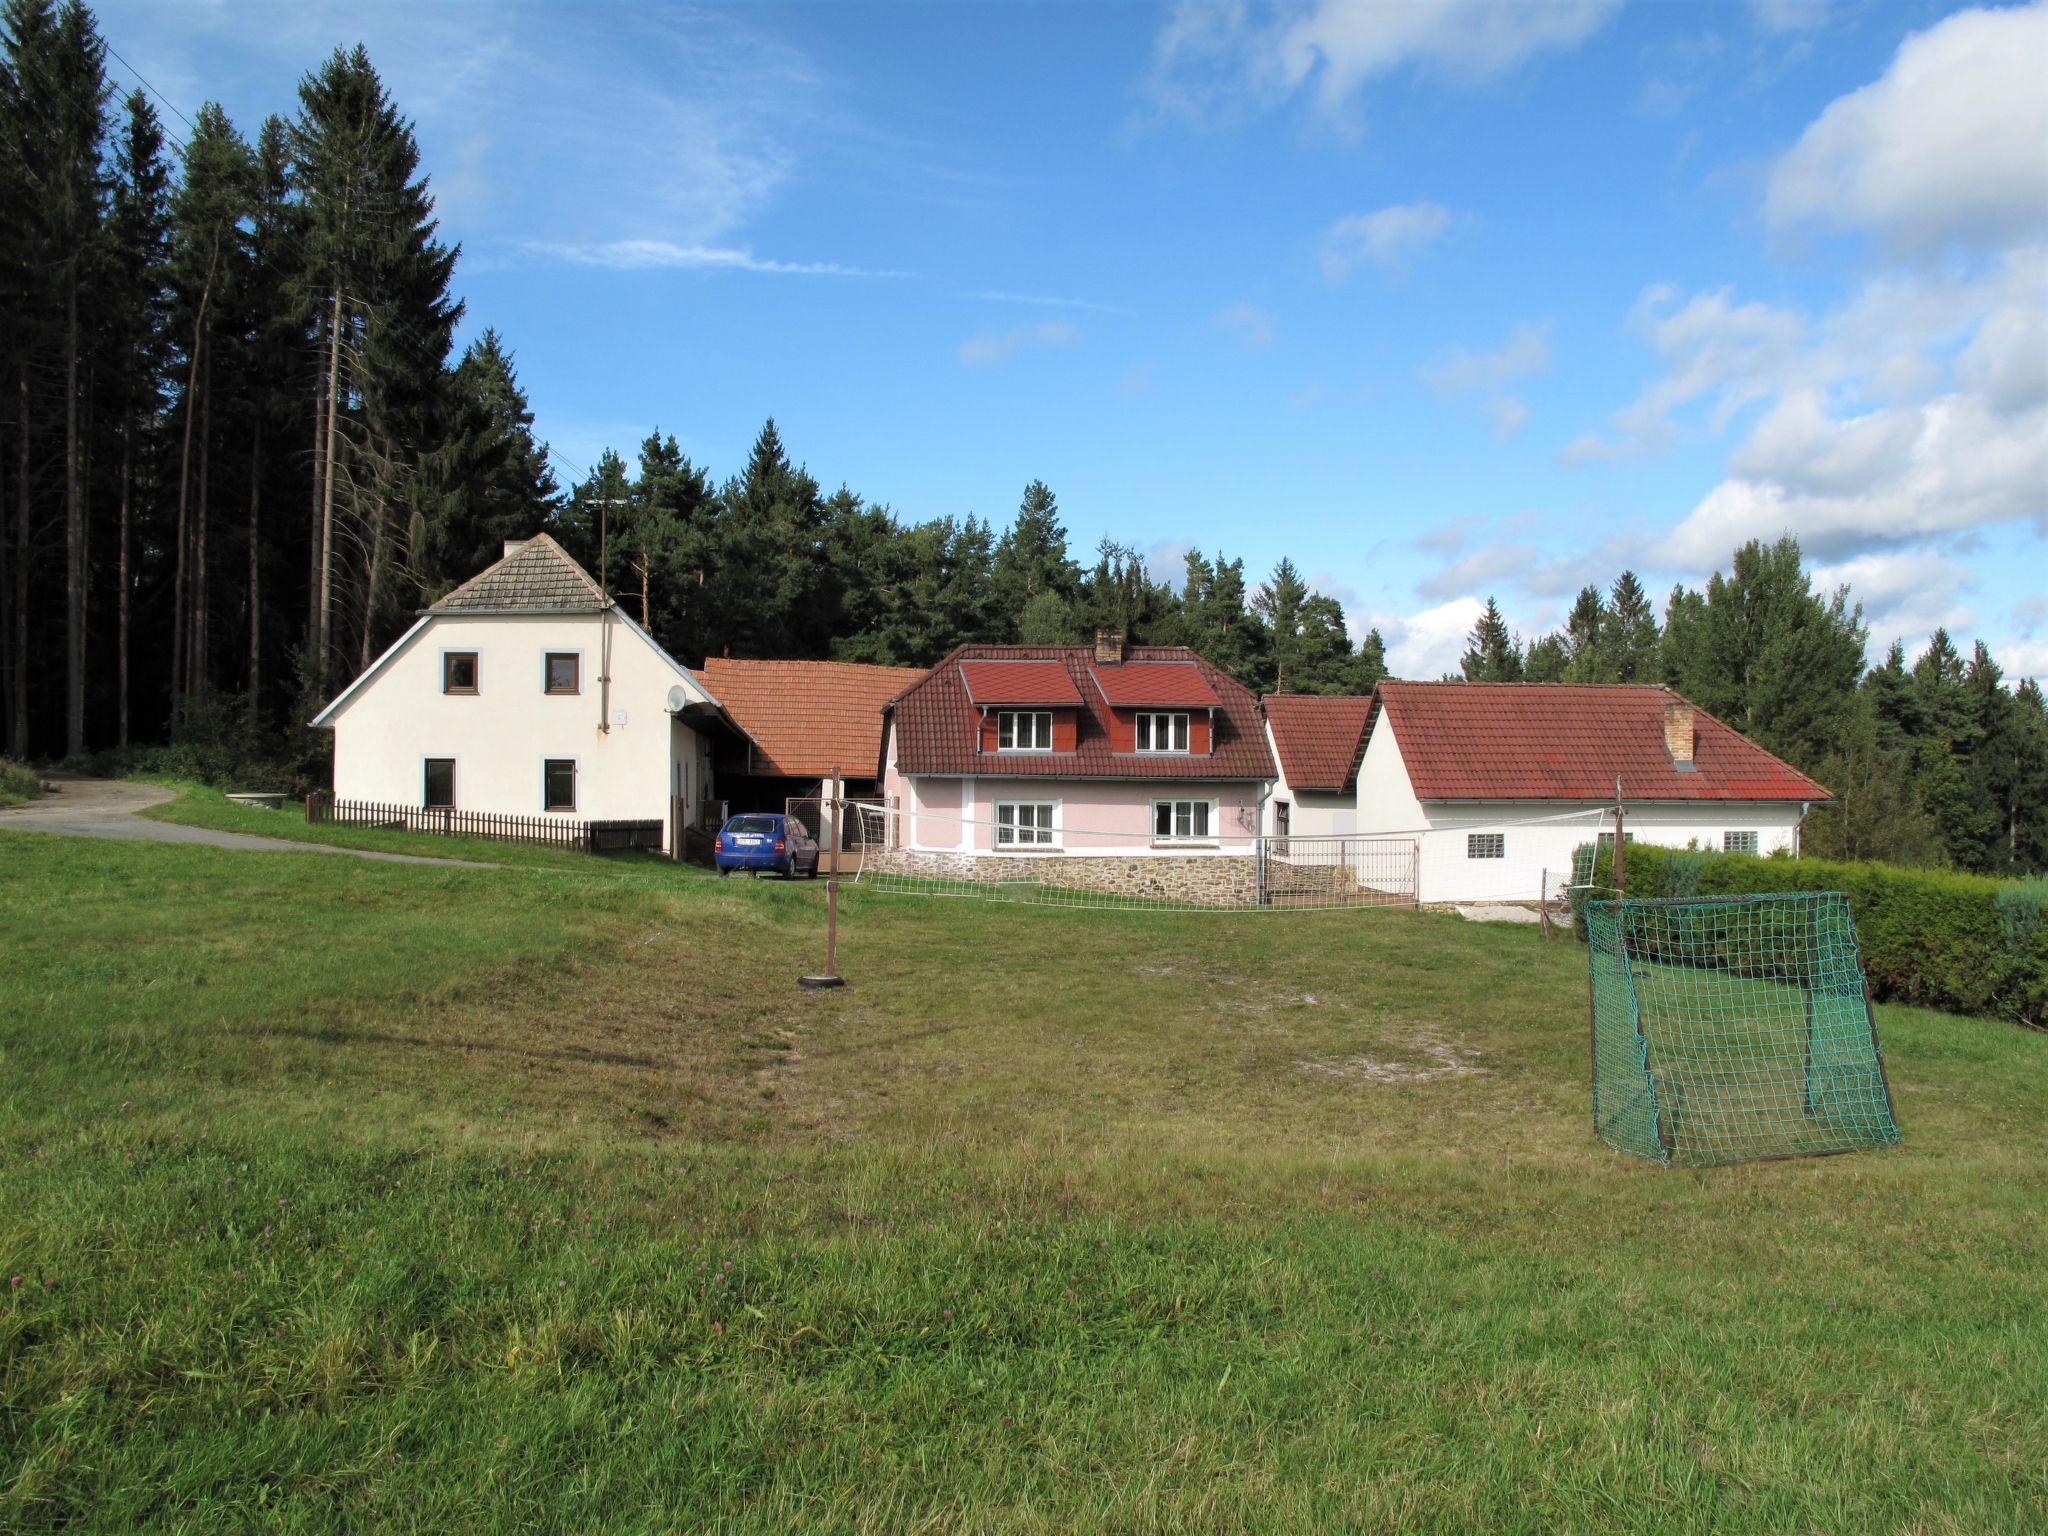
[1460,597,1523,682]
[1603,570,1658,683]
[991,478,1077,637]
[1253,557,1311,692]
[1562,584,1608,681]
[104,87,172,745]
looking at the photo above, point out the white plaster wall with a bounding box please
[1261,722,1357,836]
[1353,714,1807,902]
[325,611,715,842]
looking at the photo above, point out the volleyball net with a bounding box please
[840,799,1617,913]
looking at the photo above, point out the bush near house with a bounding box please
[0,758,41,807]
[1573,844,2048,1026]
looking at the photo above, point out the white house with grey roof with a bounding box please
[310,534,747,850]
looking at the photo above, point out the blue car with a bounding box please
[714,813,821,878]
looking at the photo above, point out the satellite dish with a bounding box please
[666,684,689,714]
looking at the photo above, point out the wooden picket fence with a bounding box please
[306,793,663,854]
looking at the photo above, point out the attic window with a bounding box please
[442,652,478,694]
[1134,712,1189,753]
[545,652,580,695]
[996,711,1053,752]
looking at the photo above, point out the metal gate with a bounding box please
[1253,835,1418,908]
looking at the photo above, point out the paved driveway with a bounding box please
[0,777,495,868]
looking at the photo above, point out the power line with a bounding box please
[102,40,194,134]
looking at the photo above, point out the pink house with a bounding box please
[874,633,1276,896]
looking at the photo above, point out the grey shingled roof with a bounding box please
[428,534,610,613]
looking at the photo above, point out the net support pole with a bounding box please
[1612,777,1625,900]
[800,763,847,990]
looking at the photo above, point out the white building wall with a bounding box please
[1261,720,1360,837]
[1355,714,1809,903]
[324,610,717,845]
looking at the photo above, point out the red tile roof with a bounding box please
[959,659,1085,706]
[1373,681,1831,802]
[888,645,1275,780]
[1090,661,1220,708]
[1262,693,1375,793]
[692,657,924,779]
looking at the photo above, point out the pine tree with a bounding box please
[1170,548,1266,683]
[1253,557,1311,692]
[1524,632,1570,682]
[991,478,1076,638]
[290,45,460,686]
[166,101,253,705]
[1355,626,1389,690]
[1460,597,1522,682]
[1561,584,1608,681]
[429,329,559,585]
[1603,570,1658,683]
[104,87,172,746]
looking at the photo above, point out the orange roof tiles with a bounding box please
[888,645,1275,780]
[1089,661,1220,708]
[1373,681,1830,803]
[1262,693,1375,793]
[959,659,1085,706]
[692,657,924,779]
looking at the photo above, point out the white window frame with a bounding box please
[1151,797,1216,843]
[1723,829,1759,855]
[541,756,579,814]
[1467,832,1505,859]
[995,710,1054,752]
[994,799,1058,848]
[542,648,583,696]
[1134,711,1190,754]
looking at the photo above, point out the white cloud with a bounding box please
[1561,287,1805,462]
[1319,203,1452,280]
[1213,301,1279,349]
[1811,549,1976,650]
[1657,388,2048,566]
[1422,321,1552,396]
[1420,321,1549,440]
[1747,0,1832,33]
[532,241,911,278]
[1370,596,1488,679]
[974,290,1132,315]
[1766,3,2048,253]
[1415,514,1483,557]
[1147,540,1197,588]
[958,320,1080,368]
[1417,541,1540,601]
[1142,0,1619,126]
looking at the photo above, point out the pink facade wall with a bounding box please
[891,771,1261,855]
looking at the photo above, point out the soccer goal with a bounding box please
[1585,891,1901,1166]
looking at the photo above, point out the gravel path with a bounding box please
[0,777,495,868]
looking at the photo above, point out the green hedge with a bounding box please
[1571,844,2048,1027]
[0,756,41,807]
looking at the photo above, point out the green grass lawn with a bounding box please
[2,821,2044,1534]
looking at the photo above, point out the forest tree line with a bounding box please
[2,3,2042,876]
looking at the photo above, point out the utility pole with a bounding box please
[589,494,628,736]
[801,764,846,990]
[1613,777,1626,900]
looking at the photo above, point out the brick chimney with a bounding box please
[502,538,529,560]
[1663,698,1696,764]
[1094,626,1125,664]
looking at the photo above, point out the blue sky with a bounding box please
[101,0,2047,678]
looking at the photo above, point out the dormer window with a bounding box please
[1134,712,1189,753]
[996,710,1054,752]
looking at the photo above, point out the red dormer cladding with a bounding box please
[884,644,1276,780]
[961,659,1085,752]
[1089,660,1220,754]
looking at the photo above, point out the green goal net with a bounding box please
[1586,892,1901,1166]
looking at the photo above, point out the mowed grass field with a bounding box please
[3,802,2045,1533]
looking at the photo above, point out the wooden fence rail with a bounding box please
[306,793,663,854]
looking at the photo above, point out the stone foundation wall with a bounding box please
[864,846,1260,907]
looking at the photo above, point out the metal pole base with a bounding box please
[798,975,846,990]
